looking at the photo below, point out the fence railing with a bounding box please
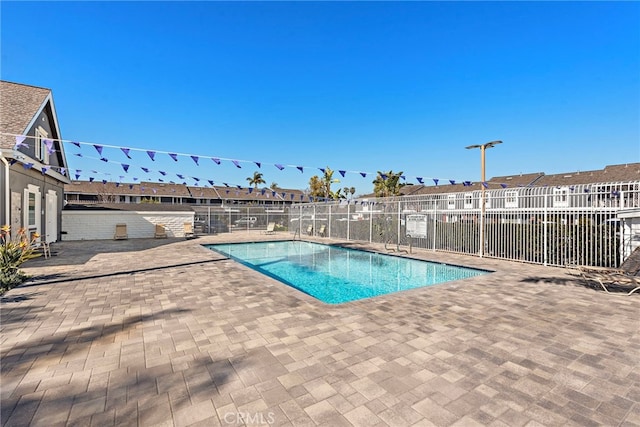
[187,181,639,268]
[191,205,291,234]
[289,181,639,268]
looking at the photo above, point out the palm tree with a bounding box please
[247,171,266,188]
[308,167,340,199]
[372,170,405,197]
[308,176,324,198]
[270,182,278,190]
[322,167,337,199]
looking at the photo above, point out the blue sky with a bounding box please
[2,1,639,195]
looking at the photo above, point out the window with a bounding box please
[35,126,49,163]
[464,193,473,209]
[24,184,41,233]
[28,192,36,227]
[505,191,518,208]
[447,194,456,210]
[553,187,569,208]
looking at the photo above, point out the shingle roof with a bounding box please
[0,81,51,149]
[65,181,192,197]
[536,163,640,187]
[65,180,306,202]
[488,172,545,187]
[358,163,640,198]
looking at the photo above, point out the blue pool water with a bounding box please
[206,241,489,304]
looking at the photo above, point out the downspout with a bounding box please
[0,154,9,226]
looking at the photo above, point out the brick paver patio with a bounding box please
[1,233,638,426]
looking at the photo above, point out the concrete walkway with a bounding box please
[1,233,638,426]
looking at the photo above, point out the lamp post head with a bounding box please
[465,140,503,150]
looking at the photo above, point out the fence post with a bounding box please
[479,191,485,258]
[369,206,373,243]
[397,201,402,246]
[543,193,548,266]
[433,203,437,251]
[347,203,350,240]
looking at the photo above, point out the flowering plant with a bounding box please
[1,225,40,292]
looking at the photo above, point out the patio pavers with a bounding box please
[1,233,639,426]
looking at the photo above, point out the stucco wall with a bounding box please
[61,211,195,240]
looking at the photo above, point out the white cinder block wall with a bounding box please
[61,211,195,240]
[618,207,640,261]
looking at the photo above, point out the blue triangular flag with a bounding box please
[44,139,54,154]
[13,135,27,150]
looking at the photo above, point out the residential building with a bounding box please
[0,81,70,242]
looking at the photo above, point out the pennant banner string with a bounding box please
[1,132,514,188]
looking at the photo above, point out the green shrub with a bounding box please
[1,226,39,294]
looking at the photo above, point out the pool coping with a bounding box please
[203,239,496,306]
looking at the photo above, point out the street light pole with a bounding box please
[465,140,502,257]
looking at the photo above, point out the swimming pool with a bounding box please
[206,241,489,304]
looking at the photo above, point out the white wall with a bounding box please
[61,211,195,240]
[618,208,640,261]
